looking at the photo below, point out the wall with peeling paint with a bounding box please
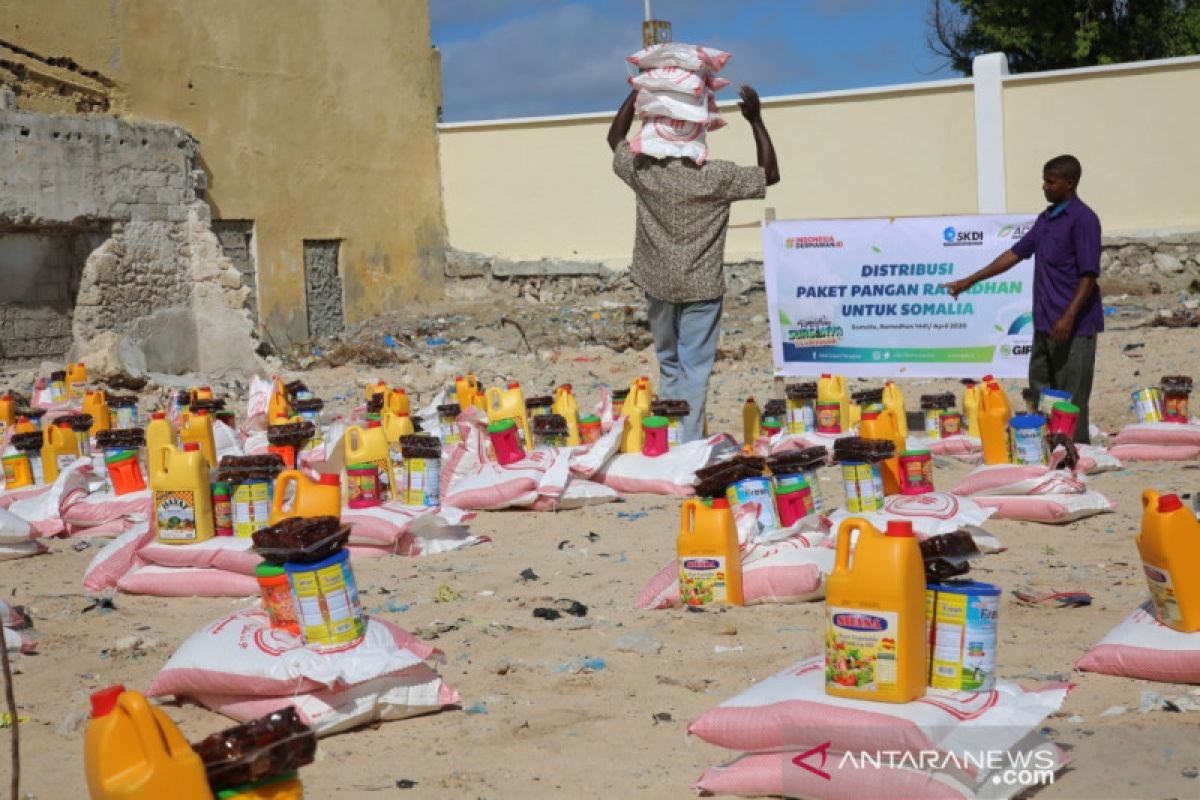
[0,0,447,345]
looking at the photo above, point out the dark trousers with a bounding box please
[1028,331,1097,443]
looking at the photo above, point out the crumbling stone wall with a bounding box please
[0,107,260,374]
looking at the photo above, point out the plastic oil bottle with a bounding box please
[962,381,983,438]
[1137,490,1200,632]
[818,374,849,432]
[742,397,761,446]
[84,685,211,800]
[0,393,14,442]
[882,381,907,440]
[552,384,581,446]
[41,421,79,484]
[382,409,415,443]
[619,401,646,454]
[859,409,903,495]
[384,387,411,417]
[83,390,112,436]
[179,409,217,469]
[271,470,342,524]
[151,442,215,544]
[454,375,478,411]
[979,381,1012,465]
[268,377,291,423]
[620,376,653,420]
[825,517,927,702]
[365,379,389,404]
[145,411,176,476]
[344,421,393,502]
[677,497,743,607]
[66,361,88,400]
[486,382,533,447]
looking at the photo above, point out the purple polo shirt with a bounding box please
[1011,197,1103,336]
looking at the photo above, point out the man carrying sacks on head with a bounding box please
[607,84,780,442]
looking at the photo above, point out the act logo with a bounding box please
[998,223,1033,239]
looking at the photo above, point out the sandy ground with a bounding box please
[2,290,1200,799]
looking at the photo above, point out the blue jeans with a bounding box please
[646,292,723,443]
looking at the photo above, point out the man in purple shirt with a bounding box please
[945,155,1102,442]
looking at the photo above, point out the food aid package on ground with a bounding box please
[593,434,738,496]
[971,490,1115,524]
[340,503,484,554]
[1108,442,1200,461]
[5,460,90,537]
[1075,601,1200,683]
[826,492,999,547]
[149,609,458,735]
[627,42,731,73]
[1,599,35,654]
[688,655,1071,758]
[636,525,833,609]
[1114,421,1200,447]
[694,735,1067,800]
[440,410,571,510]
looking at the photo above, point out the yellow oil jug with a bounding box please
[84,685,210,800]
[41,422,79,484]
[1137,490,1200,632]
[268,378,291,423]
[962,382,983,438]
[486,383,533,446]
[66,361,88,400]
[344,421,393,502]
[552,384,581,446]
[151,442,215,544]
[818,373,850,431]
[14,416,36,434]
[982,377,1012,418]
[384,387,410,417]
[382,410,415,443]
[454,375,479,411]
[619,401,645,454]
[859,409,903,495]
[0,393,14,441]
[271,470,342,524]
[620,376,653,420]
[677,497,743,607]
[82,390,112,436]
[882,381,907,440]
[145,411,176,476]
[848,400,863,430]
[179,410,217,469]
[979,381,1011,465]
[742,397,761,446]
[825,517,927,703]
[188,385,214,406]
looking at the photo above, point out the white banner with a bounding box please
[763,215,1037,378]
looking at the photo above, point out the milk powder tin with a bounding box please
[841,461,883,513]
[1007,414,1047,466]
[1038,388,1071,417]
[1132,387,1164,423]
[926,580,1000,691]
[725,476,779,530]
[285,549,365,651]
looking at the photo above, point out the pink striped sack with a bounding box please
[1,599,35,654]
[972,491,1115,524]
[1110,422,1200,461]
[948,464,1115,523]
[149,608,443,696]
[341,503,485,554]
[1076,601,1200,683]
[827,493,997,541]
[149,609,457,735]
[627,42,731,73]
[5,460,90,537]
[689,654,1070,766]
[439,409,570,510]
[634,88,718,123]
[695,739,1067,800]
[628,67,730,97]
[594,434,738,496]
[629,115,727,165]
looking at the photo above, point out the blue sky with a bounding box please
[431,0,957,122]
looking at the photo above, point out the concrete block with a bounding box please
[491,258,608,278]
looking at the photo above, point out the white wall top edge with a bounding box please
[1002,53,1200,83]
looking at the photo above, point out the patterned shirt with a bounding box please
[613,141,766,303]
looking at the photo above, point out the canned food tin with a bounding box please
[841,461,883,513]
[1132,387,1163,423]
[233,479,272,538]
[926,580,1000,691]
[1007,414,1048,466]
[924,408,943,439]
[285,549,365,651]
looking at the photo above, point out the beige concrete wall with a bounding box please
[1002,59,1200,234]
[441,58,1200,265]
[0,0,445,344]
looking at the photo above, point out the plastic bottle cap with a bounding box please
[318,473,340,486]
[561,384,572,393]
[983,374,994,382]
[710,497,730,509]
[398,412,410,418]
[395,388,407,395]
[152,412,165,420]
[487,419,516,433]
[821,373,831,378]
[368,420,381,429]
[775,481,808,495]
[1158,494,1184,512]
[196,409,208,416]
[90,685,126,718]
[885,520,915,538]
[507,382,521,390]
[862,412,879,421]
[183,442,200,452]
[255,562,286,578]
